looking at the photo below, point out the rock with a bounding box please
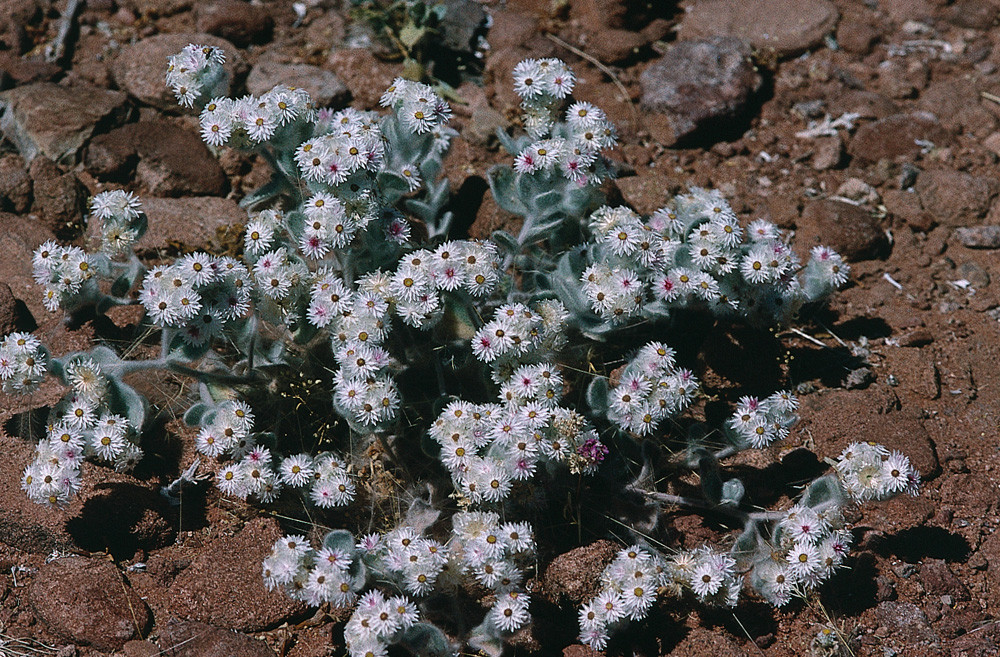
[129,196,244,255]
[195,0,274,47]
[811,135,842,170]
[883,189,933,232]
[897,329,934,347]
[28,557,152,651]
[679,0,839,57]
[639,37,761,143]
[798,199,886,262]
[85,121,227,197]
[0,153,32,212]
[0,0,39,54]
[0,82,131,164]
[915,169,997,227]
[542,540,617,605]
[944,0,998,29]
[571,0,671,64]
[874,601,939,645]
[112,33,244,111]
[0,282,34,335]
[438,0,488,52]
[836,13,879,54]
[835,177,879,206]
[159,619,277,657]
[828,90,899,120]
[920,79,996,138]
[919,559,970,600]
[121,0,192,17]
[463,104,508,148]
[848,112,951,162]
[0,212,56,321]
[122,641,160,657]
[158,518,307,631]
[246,58,350,109]
[325,48,398,110]
[0,52,62,86]
[29,157,86,235]
[956,225,1000,248]
[657,626,750,656]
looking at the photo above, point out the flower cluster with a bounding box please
[511,58,617,185]
[344,589,422,657]
[32,241,94,313]
[262,533,362,606]
[139,255,252,346]
[199,85,314,147]
[833,441,920,502]
[471,300,569,366]
[577,192,849,327]
[577,545,673,650]
[90,190,146,255]
[746,504,854,607]
[294,108,385,187]
[21,354,142,506]
[430,367,607,501]
[357,526,450,597]
[0,331,47,395]
[450,511,534,634]
[726,390,799,449]
[604,342,698,436]
[165,43,227,108]
[379,77,452,137]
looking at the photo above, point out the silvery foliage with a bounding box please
[5,47,921,656]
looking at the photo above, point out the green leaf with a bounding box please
[399,623,452,657]
[586,376,609,416]
[721,478,745,507]
[490,230,519,255]
[106,376,147,430]
[486,164,528,216]
[183,402,213,427]
[801,473,845,510]
[322,529,356,554]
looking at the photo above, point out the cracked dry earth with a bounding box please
[2,0,1000,655]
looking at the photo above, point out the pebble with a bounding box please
[956,225,1000,248]
[0,82,130,164]
[799,199,886,261]
[246,57,350,109]
[111,33,244,110]
[195,0,274,47]
[848,112,951,162]
[29,157,86,236]
[85,121,228,197]
[28,557,151,652]
[157,619,276,657]
[0,153,32,212]
[811,135,842,170]
[123,196,244,255]
[915,169,997,227]
[679,0,839,57]
[639,37,760,142]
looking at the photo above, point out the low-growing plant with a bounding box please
[5,46,919,656]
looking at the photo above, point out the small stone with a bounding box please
[0,52,61,86]
[154,518,307,631]
[944,0,998,29]
[679,0,839,57]
[122,0,193,16]
[246,57,350,109]
[956,225,1000,248]
[112,33,244,110]
[158,619,276,657]
[799,199,886,262]
[957,261,990,289]
[916,169,997,227]
[811,135,842,170]
[0,281,34,335]
[0,82,131,164]
[639,37,761,143]
[86,121,228,197]
[920,559,970,600]
[875,601,939,644]
[898,329,933,347]
[29,157,86,236]
[848,112,951,162]
[325,48,398,110]
[876,575,897,602]
[0,153,32,212]
[835,177,880,205]
[28,557,151,651]
[463,104,508,148]
[195,0,274,47]
[836,14,879,54]
[542,540,618,605]
[125,196,245,255]
[983,131,1000,157]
